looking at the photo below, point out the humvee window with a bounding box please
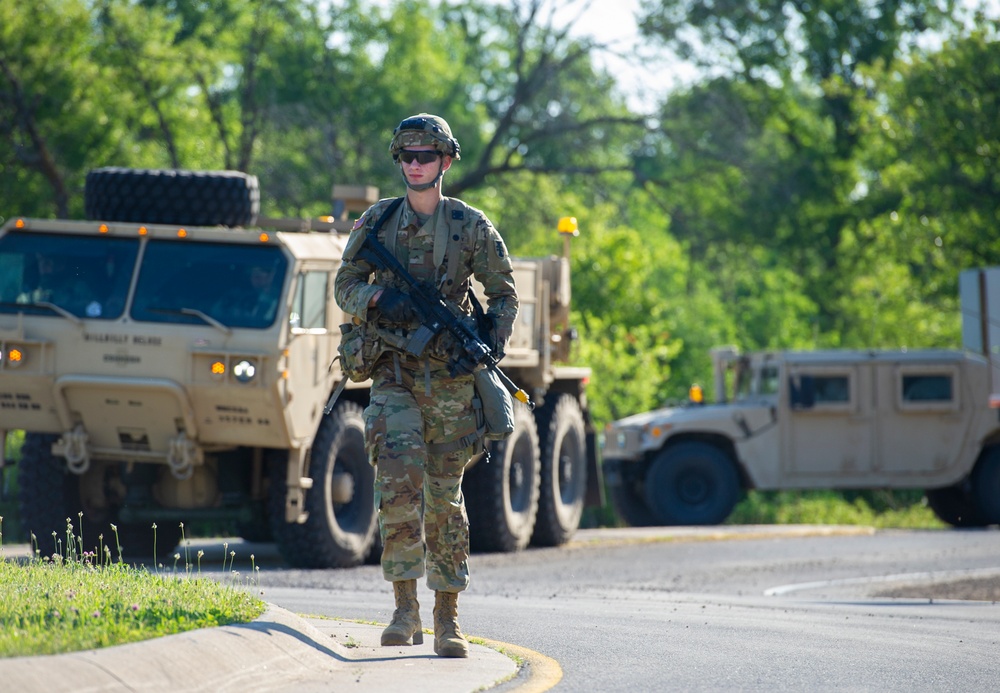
[813,375,850,403]
[789,373,851,409]
[0,231,138,319]
[760,366,780,395]
[131,240,286,329]
[902,374,952,402]
[291,271,328,331]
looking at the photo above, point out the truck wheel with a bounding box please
[269,402,377,568]
[531,394,587,547]
[925,483,984,527]
[644,442,740,525]
[609,478,659,527]
[84,167,260,227]
[971,448,1000,525]
[465,403,540,553]
[17,433,77,551]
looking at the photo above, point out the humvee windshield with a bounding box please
[0,231,287,329]
[0,231,138,319]
[730,359,779,402]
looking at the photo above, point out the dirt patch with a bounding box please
[875,576,1000,602]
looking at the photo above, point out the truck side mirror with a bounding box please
[789,374,815,409]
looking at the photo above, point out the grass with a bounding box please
[0,516,266,658]
[727,489,948,529]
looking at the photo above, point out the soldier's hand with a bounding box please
[376,288,418,324]
[449,353,480,377]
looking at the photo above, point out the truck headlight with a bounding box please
[232,359,257,383]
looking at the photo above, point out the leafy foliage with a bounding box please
[1,0,997,447]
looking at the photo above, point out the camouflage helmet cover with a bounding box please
[389,113,461,160]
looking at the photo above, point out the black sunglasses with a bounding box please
[398,149,442,165]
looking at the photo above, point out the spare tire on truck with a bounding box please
[84,167,260,227]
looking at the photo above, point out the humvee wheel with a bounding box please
[17,433,77,550]
[971,448,1000,525]
[465,403,540,553]
[84,167,260,227]
[531,394,587,547]
[645,442,740,525]
[609,477,658,527]
[926,483,984,527]
[270,402,377,568]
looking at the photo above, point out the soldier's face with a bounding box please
[400,145,450,186]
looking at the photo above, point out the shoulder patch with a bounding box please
[451,209,464,220]
[495,240,505,259]
[351,213,366,231]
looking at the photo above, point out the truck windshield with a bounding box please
[130,240,287,329]
[0,231,139,319]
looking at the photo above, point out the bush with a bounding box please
[727,489,946,528]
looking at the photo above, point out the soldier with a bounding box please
[334,114,518,658]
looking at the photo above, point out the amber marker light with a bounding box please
[177,228,188,238]
[99,224,109,233]
[259,232,270,242]
[15,218,25,229]
[210,360,226,378]
[689,383,704,404]
[7,347,24,367]
[557,216,579,236]
[138,226,148,236]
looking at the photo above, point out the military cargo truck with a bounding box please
[0,167,600,565]
[603,267,1000,529]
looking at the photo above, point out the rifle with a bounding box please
[354,202,532,409]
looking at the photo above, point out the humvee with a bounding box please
[603,267,1000,528]
[0,167,600,565]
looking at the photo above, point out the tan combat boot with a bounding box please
[381,579,423,646]
[433,591,469,658]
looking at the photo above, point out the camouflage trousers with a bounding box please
[363,354,480,592]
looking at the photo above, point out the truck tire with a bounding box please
[269,402,378,568]
[17,433,76,551]
[644,442,741,525]
[531,394,587,547]
[926,483,984,527]
[971,448,1000,525]
[465,403,540,553]
[84,167,260,227]
[609,477,659,527]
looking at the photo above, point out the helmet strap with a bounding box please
[399,160,445,192]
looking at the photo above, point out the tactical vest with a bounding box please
[347,196,479,362]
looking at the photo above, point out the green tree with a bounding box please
[0,1,121,218]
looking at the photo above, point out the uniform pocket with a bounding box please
[363,395,389,467]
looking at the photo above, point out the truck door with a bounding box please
[783,364,874,480]
[284,268,337,443]
[873,362,968,477]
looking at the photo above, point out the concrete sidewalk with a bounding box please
[0,605,524,692]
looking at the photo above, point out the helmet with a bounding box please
[389,113,461,161]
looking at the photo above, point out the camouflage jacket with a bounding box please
[334,195,519,362]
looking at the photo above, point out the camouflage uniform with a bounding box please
[334,195,518,592]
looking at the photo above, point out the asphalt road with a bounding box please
[250,526,1000,692]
